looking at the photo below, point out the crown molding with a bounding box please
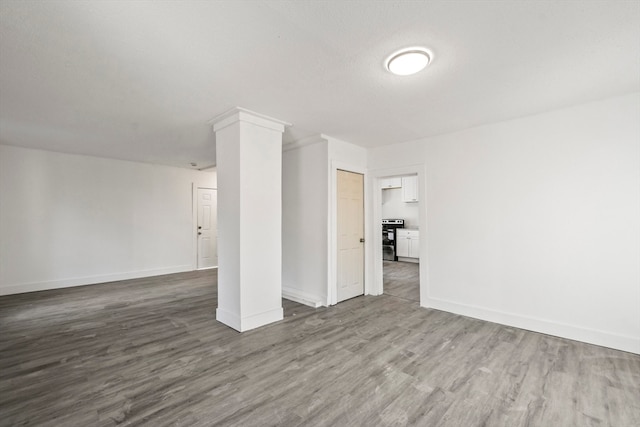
[210,107,291,133]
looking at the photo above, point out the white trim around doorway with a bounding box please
[328,160,369,306]
[192,184,218,271]
[368,164,429,307]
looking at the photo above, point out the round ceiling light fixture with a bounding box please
[386,47,432,76]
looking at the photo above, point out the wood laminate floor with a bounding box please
[1,270,639,426]
[383,261,420,302]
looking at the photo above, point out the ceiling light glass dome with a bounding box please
[386,47,432,76]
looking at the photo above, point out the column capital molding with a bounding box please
[210,107,291,134]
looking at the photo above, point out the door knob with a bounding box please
[359,238,365,243]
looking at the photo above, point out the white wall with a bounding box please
[0,145,216,295]
[327,136,368,304]
[381,186,420,228]
[328,136,368,170]
[282,139,329,307]
[369,93,640,354]
[281,135,368,307]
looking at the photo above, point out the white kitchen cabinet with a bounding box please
[396,229,419,259]
[409,235,420,258]
[396,233,409,257]
[401,176,418,202]
[380,177,402,189]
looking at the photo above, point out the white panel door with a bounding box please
[337,170,364,302]
[197,188,217,269]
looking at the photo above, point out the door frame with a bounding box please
[328,160,368,305]
[192,185,218,270]
[368,164,429,307]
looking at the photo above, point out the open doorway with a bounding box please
[381,175,420,302]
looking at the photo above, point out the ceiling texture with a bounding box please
[1,0,639,169]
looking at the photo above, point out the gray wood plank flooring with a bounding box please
[1,270,639,426]
[384,261,420,302]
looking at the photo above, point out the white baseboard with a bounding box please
[197,266,218,271]
[0,265,193,296]
[282,286,325,308]
[216,306,284,332]
[424,296,640,355]
[397,257,419,264]
[241,307,284,331]
[216,307,241,331]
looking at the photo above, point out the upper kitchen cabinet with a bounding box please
[380,177,402,189]
[401,175,418,202]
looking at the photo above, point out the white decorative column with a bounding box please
[211,107,289,332]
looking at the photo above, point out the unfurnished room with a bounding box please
[0,1,639,426]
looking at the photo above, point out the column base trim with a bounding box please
[216,306,284,332]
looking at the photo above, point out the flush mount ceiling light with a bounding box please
[386,47,432,76]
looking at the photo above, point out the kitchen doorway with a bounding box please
[381,174,420,302]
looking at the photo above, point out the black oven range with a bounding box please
[382,219,404,261]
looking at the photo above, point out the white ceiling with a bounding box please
[1,1,638,169]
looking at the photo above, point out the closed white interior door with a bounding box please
[337,170,364,302]
[197,188,217,269]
